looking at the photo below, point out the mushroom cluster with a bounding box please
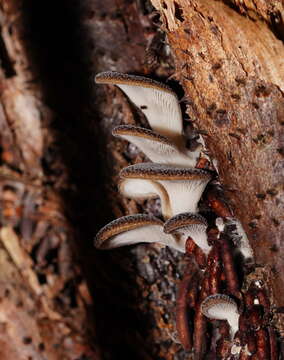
[94,71,212,254]
[94,72,277,359]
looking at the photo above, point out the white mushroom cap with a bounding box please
[119,178,172,219]
[164,212,210,255]
[113,125,200,167]
[94,214,186,252]
[201,294,239,338]
[120,163,212,216]
[95,71,183,146]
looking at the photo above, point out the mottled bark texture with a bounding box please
[151,0,284,313]
[0,0,192,359]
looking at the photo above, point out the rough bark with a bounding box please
[1,0,283,358]
[151,0,284,323]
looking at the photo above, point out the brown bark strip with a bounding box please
[207,245,222,295]
[219,234,240,298]
[252,328,271,360]
[176,261,199,351]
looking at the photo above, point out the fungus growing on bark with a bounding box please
[163,212,210,255]
[94,214,186,252]
[95,71,184,145]
[120,163,212,216]
[113,125,200,167]
[119,178,171,219]
[201,294,240,338]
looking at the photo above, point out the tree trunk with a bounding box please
[151,0,284,318]
[0,0,283,359]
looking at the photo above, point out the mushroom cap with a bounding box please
[120,163,212,181]
[94,214,187,252]
[120,163,212,215]
[164,212,208,234]
[119,178,171,219]
[201,294,238,321]
[164,212,210,255]
[95,214,162,247]
[95,71,174,94]
[95,71,183,144]
[201,294,240,338]
[113,125,199,167]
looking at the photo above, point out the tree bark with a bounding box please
[0,0,283,358]
[151,0,284,326]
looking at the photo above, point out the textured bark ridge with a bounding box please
[151,0,284,310]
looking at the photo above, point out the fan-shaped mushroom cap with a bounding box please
[201,294,239,338]
[95,71,183,145]
[164,212,210,255]
[119,178,171,219]
[120,163,212,216]
[113,125,200,167]
[94,214,185,252]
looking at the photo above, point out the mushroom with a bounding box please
[163,212,210,255]
[119,178,172,219]
[120,163,212,216]
[95,71,184,146]
[113,125,200,167]
[201,294,240,338]
[94,214,186,252]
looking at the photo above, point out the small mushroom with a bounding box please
[95,71,183,145]
[201,294,240,338]
[120,163,212,216]
[164,212,210,255]
[119,178,171,219]
[113,125,200,167]
[94,214,186,252]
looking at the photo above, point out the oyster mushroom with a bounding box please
[164,212,210,255]
[119,178,172,219]
[113,125,200,167]
[201,294,240,338]
[95,71,183,146]
[120,163,212,216]
[94,214,186,252]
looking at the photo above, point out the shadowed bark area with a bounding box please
[0,0,191,359]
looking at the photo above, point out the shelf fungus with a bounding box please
[120,163,212,216]
[95,71,184,146]
[201,294,240,339]
[163,212,211,255]
[112,125,200,167]
[94,214,187,252]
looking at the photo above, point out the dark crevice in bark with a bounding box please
[21,1,157,358]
